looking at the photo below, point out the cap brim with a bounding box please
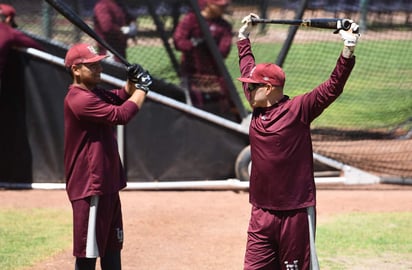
[82,55,108,64]
[237,77,261,84]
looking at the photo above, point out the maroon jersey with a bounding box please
[173,12,232,77]
[0,23,41,76]
[64,85,138,201]
[238,39,355,210]
[93,0,129,58]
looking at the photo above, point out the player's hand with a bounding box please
[121,22,138,37]
[127,64,144,83]
[134,70,152,93]
[238,13,260,40]
[339,20,360,47]
[121,26,130,35]
[190,37,204,47]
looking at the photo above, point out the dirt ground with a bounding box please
[2,183,412,270]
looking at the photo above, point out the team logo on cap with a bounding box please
[87,45,98,55]
[249,66,256,77]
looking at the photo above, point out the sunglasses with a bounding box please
[247,83,266,92]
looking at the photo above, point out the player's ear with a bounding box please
[265,84,272,94]
[270,84,283,93]
[71,64,82,77]
[5,16,12,25]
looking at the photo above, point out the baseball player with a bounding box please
[173,0,234,115]
[237,14,360,270]
[0,3,42,78]
[93,0,137,62]
[64,43,151,270]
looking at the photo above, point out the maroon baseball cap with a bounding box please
[0,4,17,28]
[65,43,107,67]
[207,0,230,6]
[237,63,286,87]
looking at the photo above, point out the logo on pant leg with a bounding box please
[116,228,124,243]
[284,260,299,270]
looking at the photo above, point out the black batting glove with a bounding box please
[135,70,153,93]
[127,64,144,83]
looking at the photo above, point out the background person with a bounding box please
[64,43,151,270]
[93,0,137,62]
[0,3,42,79]
[237,14,360,270]
[173,0,234,117]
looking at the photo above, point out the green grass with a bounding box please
[0,209,72,270]
[317,212,412,269]
[128,38,412,130]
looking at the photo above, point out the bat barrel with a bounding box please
[251,18,353,31]
[251,18,302,25]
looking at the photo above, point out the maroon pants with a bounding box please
[71,192,123,258]
[244,206,315,270]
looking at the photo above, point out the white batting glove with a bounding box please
[238,13,260,40]
[339,21,360,47]
[121,26,130,35]
[190,37,204,47]
[121,23,138,37]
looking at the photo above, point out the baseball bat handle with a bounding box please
[45,0,131,67]
[251,18,352,31]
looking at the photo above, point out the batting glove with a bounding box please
[127,64,144,83]
[135,70,152,93]
[121,22,138,37]
[190,37,204,47]
[339,21,360,47]
[238,13,259,40]
[121,26,130,35]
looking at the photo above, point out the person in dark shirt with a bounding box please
[0,3,42,78]
[93,0,137,62]
[173,0,234,116]
[64,43,151,270]
[237,14,360,270]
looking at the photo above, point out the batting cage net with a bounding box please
[7,0,412,179]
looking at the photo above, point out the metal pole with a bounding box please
[145,0,181,76]
[359,0,369,33]
[42,2,53,39]
[259,0,270,34]
[20,47,250,135]
[276,0,308,67]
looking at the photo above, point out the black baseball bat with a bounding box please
[251,18,352,31]
[45,0,130,66]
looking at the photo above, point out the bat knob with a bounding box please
[250,18,259,25]
[341,19,352,31]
